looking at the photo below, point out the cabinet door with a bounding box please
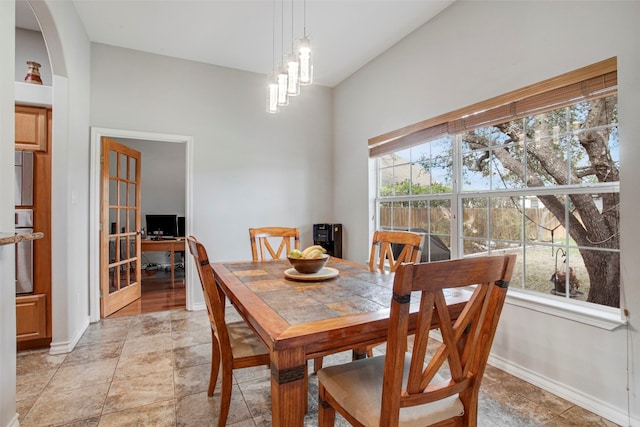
[16,294,47,342]
[15,106,47,152]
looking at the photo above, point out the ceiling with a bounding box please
[16,0,455,88]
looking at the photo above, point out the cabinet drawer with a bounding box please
[15,106,47,152]
[16,294,47,342]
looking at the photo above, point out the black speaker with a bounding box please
[313,224,342,258]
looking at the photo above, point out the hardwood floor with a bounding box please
[108,268,186,318]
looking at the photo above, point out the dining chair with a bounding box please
[317,254,516,427]
[369,230,423,273]
[249,227,300,261]
[187,236,271,427]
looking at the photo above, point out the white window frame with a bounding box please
[372,59,625,330]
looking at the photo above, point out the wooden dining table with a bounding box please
[211,257,470,426]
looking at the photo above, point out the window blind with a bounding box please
[369,57,617,158]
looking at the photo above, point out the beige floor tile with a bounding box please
[232,364,270,385]
[61,341,123,367]
[552,405,621,426]
[47,357,118,392]
[16,350,66,376]
[479,384,556,425]
[15,396,37,424]
[58,416,101,427]
[238,377,271,419]
[16,367,57,400]
[173,342,212,369]
[21,383,109,426]
[103,370,175,414]
[174,363,211,397]
[172,328,212,350]
[76,325,129,347]
[113,348,175,380]
[229,419,257,427]
[127,318,173,339]
[98,400,176,427]
[176,389,252,426]
[499,374,573,415]
[120,332,173,357]
[95,316,135,330]
[171,317,209,335]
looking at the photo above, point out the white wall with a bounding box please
[15,27,51,86]
[90,43,335,266]
[0,2,18,426]
[333,1,640,424]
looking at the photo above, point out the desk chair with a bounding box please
[249,227,300,261]
[187,236,270,427]
[318,255,516,427]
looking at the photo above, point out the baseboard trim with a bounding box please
[488,353,634,426]
[49,316,90,355]
[190,301,206,312]
[6,412,19,427]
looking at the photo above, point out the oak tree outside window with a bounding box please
[371,58,619,309]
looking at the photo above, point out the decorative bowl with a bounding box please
[287,254,329,274]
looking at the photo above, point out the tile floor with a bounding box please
[16,308,619,426]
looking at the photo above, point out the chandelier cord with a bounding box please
[272,0,276,76]
[291,0,294,52]
[281,0,285,68]
[303,0,307,37]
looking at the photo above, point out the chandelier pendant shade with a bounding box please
[266,0,313,113]
[298,36,312,85]
[267,79,279,113]
[277,67,289,106]
[287,53,300,96]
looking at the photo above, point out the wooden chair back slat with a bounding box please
[249,227,300,261]
[381,255,516,426]
[368,230,423,273]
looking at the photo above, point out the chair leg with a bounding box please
[366,345,374,358]
[318,383,336,427]
[217,363,233,427]
[313,356,323,374]
[209,336,221,396]
[304,366,309,413]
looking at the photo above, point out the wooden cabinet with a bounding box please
[16,294,47,342]
[15,106,47,151]
[15,105,52,350]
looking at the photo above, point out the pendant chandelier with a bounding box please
[267,0,313,114]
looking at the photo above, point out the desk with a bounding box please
[141,239,186,287]
[211,258,469,426]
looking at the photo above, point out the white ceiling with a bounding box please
[16,0,455,87]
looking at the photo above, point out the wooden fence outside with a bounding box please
[379,206,565,242]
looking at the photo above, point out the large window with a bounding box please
[372,59,619,309]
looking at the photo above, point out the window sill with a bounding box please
[505,289,626,331]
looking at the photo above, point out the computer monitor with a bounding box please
[145,214,177,238]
